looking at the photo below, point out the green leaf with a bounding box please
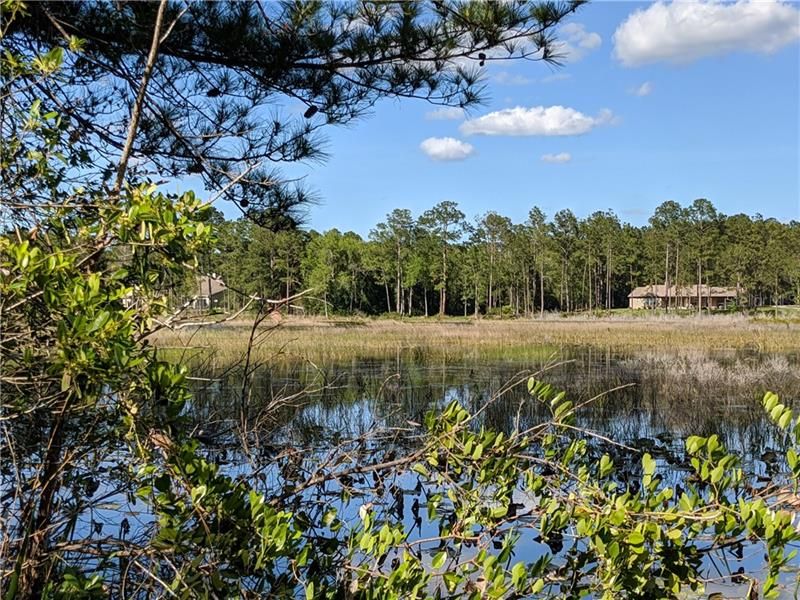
[88,310,110,333]
[511,561,526,589]
[626,531,645,546]
[686,436,705,454]
[412,464,429,478]
[190,484,207,503]
[642,453,656,477]
[472,443,484,460]
[443,572,462,592]
[763,391,779,412]
[778,409,793,430]
[322,508,337,527]
[666,529,682,541]
[531,578,545,594]
[710,464,724,484]
[432,551,447,569]
[787,448,798,470]
[599,454,613,477]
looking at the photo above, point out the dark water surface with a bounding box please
[180,346,800,596]
[190,346,800,467]
[44,344,798,596]
[179,347,800,594]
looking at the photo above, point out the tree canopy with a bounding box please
[4,0,584,226]
[204,199,800,317]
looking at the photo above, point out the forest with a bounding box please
[202,198,800,316]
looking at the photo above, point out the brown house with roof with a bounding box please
[628,284,741,310]
[193,274,228,310]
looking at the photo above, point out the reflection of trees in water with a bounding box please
[189,348,799,465]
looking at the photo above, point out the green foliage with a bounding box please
[4,4,800,599]
[196,199,799,317]
[393,386,800,599]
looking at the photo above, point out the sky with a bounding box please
[240,1,800,235]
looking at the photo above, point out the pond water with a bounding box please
[190,346,799,464]
[181,345,800,597]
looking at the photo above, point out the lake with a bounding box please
[189,346,799,462]
[180,345,800,597]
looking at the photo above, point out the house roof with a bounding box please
[628,285,669,298]
[628,285,740,299]
[197,274,227,297]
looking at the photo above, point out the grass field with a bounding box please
[153,312,800,367]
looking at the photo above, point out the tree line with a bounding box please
[201,198,800,316]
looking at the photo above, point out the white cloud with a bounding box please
[541,152,572,164]
[425,106,466,121]
[419,137,475,161]
[460,105,615,137]
[493,71,533,86]
[553,22,602,62]
[562,23,603,50]
[613,0,800,66]
[631,81,654,96]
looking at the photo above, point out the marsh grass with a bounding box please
[618,350,800,403]
[153,314,800,368]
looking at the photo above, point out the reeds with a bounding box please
[153,314,800,368]
[617,349,800,405]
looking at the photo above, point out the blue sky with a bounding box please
[233,1,800,235]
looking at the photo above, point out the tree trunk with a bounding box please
[664,244,670,312]
[540,255,545,318]
[396,242,402,314]
[566,260,571,313]
[440,245,447,317]
[606,248,611,309]
[19,397,72,598]
[697,260,702,315]
[349,269,355,313]
[488,253,494,309]
[581,261,587,311]
[674,241,680,308]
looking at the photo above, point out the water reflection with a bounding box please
[183,346,800,596]
[189,347,799,470]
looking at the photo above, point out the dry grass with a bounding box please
[619,350,800,397]
[152,314,800,367]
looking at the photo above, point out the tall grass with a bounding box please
[153,314,800,367]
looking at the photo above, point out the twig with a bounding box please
[113,0,169,196]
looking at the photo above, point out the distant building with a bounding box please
[193,274,227,310]
[628,285,741,310]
